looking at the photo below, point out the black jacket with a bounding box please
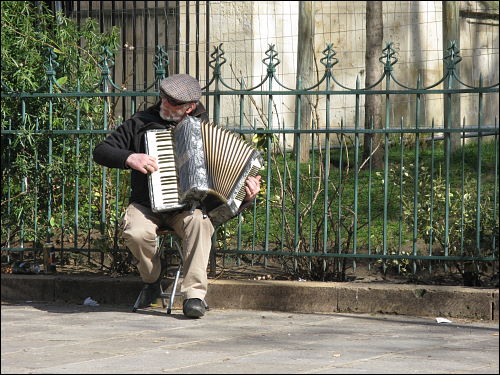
[93,101,209,207]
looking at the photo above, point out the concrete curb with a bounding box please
[1,274,498,321]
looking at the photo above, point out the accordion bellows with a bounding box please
[145,116,263,226]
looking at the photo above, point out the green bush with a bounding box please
[388,160,498,284]
[1,2,120,249]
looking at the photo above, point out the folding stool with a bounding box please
[132,227,184,314]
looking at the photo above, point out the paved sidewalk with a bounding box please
[1,302,498,374]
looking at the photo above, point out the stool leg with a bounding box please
[167,264,182,314]
[167,240,183,314]
[159,282,167,308]
[132,290,143,312]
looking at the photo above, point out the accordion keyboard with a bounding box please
[146,130,181,207]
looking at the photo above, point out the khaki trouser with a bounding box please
[122,202,214,300]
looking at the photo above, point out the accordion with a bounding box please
[145,116,263,226]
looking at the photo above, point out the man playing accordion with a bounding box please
[93,74,261,318]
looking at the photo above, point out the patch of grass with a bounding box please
[220,139,498,262]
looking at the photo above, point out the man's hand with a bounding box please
[244,175,261,202]
[125,153,158,174]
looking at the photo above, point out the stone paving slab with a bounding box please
[1,302,498,374]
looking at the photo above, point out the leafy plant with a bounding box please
[388,161,499,285]
[1,2,120,255]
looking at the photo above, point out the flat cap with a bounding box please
[159,74,202,103]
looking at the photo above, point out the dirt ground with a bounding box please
[2,251,498,288]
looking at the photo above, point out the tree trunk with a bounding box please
[294,1,315,163]
[363,1,384,169]
[442,1,461,153]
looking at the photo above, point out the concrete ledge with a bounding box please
[206,280,498,321]
[2,274,498,321]
[1,274,143,305]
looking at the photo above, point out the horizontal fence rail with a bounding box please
[1,42,499,279]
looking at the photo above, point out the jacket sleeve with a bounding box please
[92,119,136,169]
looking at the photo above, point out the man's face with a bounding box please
[159,93,192,122]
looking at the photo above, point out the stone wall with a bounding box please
[74,1,499,147]
[176,1,498,149]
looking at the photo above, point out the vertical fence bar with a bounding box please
[252,119,258,254]
[236,78,245,256]
[185,1,190,74]
[175,0,180,74]
[61,119,67,261]
[195,0,200,79]
[281,121,287,253]
[460,117,466,256]
[98,0,104,31]
[476,75,483,255]
[383,68,392,269]
[323,74,331,259]
[74,80,81,251]
[6,119,12,261]
[131,95,137,114]
[337,118,344,268]
[353,77,360,271]
[114,169,121,249]
[309,121,316,267]
[213,62,220,124]
[294,78,302,255]
[220,221,227,254]
[76,1,81,45]
[205,0,210,116]
[398,117,404,272]
[87,116,94,263]
[47,69,54,248]
[165,0,169,70]
[209,51,221,275]
[88,2,93,24]
[100,55,110,268]
[154,1,159,50]
[493,117,498,252]
[412,75,421,273]
[144,0,148,100]
[367,117,374,270]
[133,2,138,90]
[34,119,39,252]
[444,66,453,266]
[20,100,26,254]
[111,1,117,94]
[122,1,127,116]
[264,64,274,263]
[429,118,436,274]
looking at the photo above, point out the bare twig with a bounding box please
[358,141,382,171]
[1,190,29,206]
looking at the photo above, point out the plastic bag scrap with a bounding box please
[11,261,41,274]
[436,317,452,324]
[83,297,100,307]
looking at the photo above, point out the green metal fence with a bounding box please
[1,42,498,279]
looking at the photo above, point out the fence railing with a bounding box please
[1,42,499,278]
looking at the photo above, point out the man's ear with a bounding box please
[185,103,196,114]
